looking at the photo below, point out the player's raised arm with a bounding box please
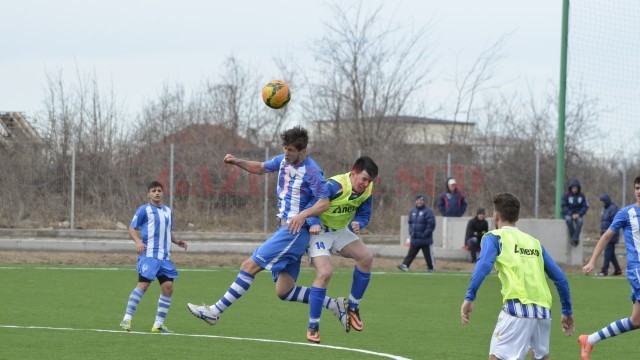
[223,153,266,175]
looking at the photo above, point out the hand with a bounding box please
[309,224,321,235]
[583,261,595,275]
[287,213,306,234]
[223,154,237,165]
[461,300,474,325]
[176,240,188,250]
[561,314,574,336]
[572,213,580,220]
[351,221,360,234]
[135,241,145,254]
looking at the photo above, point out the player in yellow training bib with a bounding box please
[461,192,574,360]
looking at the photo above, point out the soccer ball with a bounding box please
[262,80,290,109]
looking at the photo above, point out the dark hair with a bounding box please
[280,126,308,151]
[493,192,520,223]
[148,181,164,191]
[635,176,640,185]
[352,156,379,179]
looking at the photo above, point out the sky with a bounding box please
[1,0,564,117]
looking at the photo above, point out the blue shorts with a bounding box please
[251,226,310,282]
[137,256,179,281]
[627,267,640,303]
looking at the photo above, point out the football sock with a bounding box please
[124,287,145,318]
[349,266,371,310]
[588,317,636,345]
[281,285,311,303]
[211,270,254,315]
[153,294,171,328]
[308,287,326,327]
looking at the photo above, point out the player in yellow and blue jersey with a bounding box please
[187,126,330,327]
[288,156,378,343]
[579,176,640,359]
[119,181,187,334]
[461,192,574,360]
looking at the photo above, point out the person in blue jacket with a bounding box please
[398,194,436,272]
[598,194,622,276]
[561,179,589,246]
[437,177,467,217]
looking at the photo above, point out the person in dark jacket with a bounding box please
[398,194,436,272]
[464,208,489,263]
[598,194,622,276]
[561,179,589,246]
[437,177,468,217]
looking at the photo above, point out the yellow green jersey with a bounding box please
[319,172,373,230]
[464,226,573,318]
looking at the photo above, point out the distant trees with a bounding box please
[1,1,635,234]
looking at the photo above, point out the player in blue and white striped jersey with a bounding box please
[187,126,331,328]
[119,181,187,334]
[580,176,640,359]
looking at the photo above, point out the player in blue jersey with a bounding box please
[461,192,574,360]
[579,176,640,359]
[187,126,331,327]
[119,181,188,334]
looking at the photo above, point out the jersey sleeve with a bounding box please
[352,196,372,229]
[609,208,628,233]
[542,246,573,315]
[326,178,343,200]
[130,206,146,229]
[464,233,500,301]
[263,154,284,173]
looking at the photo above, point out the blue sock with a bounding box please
[281,286,311,303]
[124,287,145,319]
[153,294,171,328]
[349,266,371,310]
[212,270,254,315]
[588,317,636,345]
[309,286,326,327]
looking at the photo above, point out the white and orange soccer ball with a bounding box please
[261,80,291,109]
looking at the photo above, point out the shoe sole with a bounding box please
[347,304,363,332]
[339,298,351,333]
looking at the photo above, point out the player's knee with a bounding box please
[316,269,333,286]
[358,249,374,269]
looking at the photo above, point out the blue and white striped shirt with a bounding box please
[610,205,640,270]
[130,203,173,260]
[263,154,329,223]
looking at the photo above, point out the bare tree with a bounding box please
[305,1,434,158]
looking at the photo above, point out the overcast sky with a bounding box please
[1,0,564,119]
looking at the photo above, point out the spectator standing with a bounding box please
[561,179,589,246]
[398,195,436,272]
[465,208,489,263]
[598,194,622,276]
[437,177,467,217]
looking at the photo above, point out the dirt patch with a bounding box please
[0,250,478,272]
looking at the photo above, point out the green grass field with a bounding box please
[0,264,636,359]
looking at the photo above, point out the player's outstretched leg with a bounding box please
[187,269,255,326]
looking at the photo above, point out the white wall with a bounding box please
[400,215,583,266]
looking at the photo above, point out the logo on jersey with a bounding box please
[332,205,357,214]
[514,244,540,256]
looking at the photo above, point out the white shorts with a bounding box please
[489,310,551,360]
[308,227,359,258]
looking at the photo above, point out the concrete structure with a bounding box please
[0,217,583,265]
[400,216,583,266]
